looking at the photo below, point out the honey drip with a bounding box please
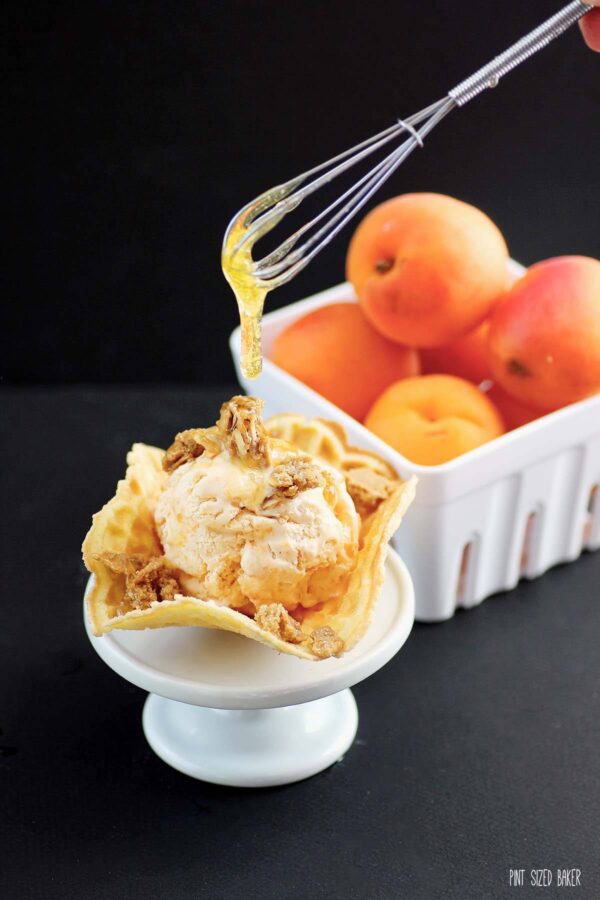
[222,213,268,380]
[223,184,297,380]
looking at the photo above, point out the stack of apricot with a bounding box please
[270,193,600,465]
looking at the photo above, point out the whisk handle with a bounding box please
[449,1,593,106]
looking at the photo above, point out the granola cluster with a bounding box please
[163,429,212,474]
[268,456,325,499]
[163,396,270,474]
[217,395,270,463]
[254,603,345,659]
[97,552,180,614]
[254,603,306,644]
[308,626,345,659]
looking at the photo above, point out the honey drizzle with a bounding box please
[222,214,267,379]
[222,184,298,380]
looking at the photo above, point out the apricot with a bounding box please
[346,193,509,347]
[420,321,492,384]
[269,302,419,421]
[483,383,540,431]
[365,374,505,465]
[488,256,600,412]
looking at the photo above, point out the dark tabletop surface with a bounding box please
[2,386,599,900]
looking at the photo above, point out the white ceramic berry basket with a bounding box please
[230,262,600,622]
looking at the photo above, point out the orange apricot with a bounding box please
[365,374,505,465]
[346,193,509,347]
[269,302,419,421]
[482,383,540,431]
[488,256,600,412]
[420,321,492,384]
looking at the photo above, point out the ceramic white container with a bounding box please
[230,267,600,622]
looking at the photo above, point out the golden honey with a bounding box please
[222,211,268,380]
[223,184,297,380]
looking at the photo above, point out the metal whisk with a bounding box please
[224,1,592,290]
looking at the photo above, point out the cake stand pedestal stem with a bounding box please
[142,689,359,787]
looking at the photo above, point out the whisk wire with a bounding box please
[224,1,592,291]
[236,98,454,254]
[267,97,455,286]
[231,97,455,287]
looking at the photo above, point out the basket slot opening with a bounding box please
[520,511,539,574]
[583,484,598,545]
[456,542,473,606]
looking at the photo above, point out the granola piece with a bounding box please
[268,456,325,499]
[163,428,217,474]
[345,466,394,518]
[95,551,149,577]
[217,395,270,464]
[308,625,345,659]
[163,396,270,473]
[96,552,180,613]
[127,557,180,609]
[254,603,308,644]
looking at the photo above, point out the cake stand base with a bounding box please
[142,689,358,787]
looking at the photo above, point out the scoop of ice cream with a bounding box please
[155,443,359,613]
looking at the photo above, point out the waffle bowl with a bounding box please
[83,402,416,661]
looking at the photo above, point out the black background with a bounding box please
[3,0,600,384]
[3,5,600,897]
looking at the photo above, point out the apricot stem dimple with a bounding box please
[374,258,394,274]
[507,358,532,378]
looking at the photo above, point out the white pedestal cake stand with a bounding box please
[85,548,414,787]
